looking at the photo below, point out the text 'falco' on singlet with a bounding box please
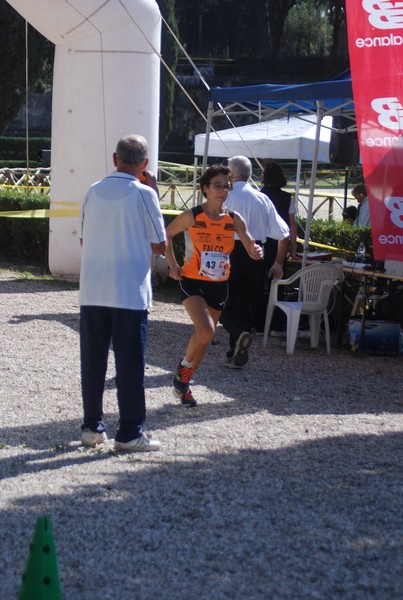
[181,205,235,282]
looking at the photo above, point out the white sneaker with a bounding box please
[81,429,108,447]
[114,434,160,452]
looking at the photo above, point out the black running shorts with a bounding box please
[178,277,229,311]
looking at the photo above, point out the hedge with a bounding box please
[0,195,185,270]
[0,191,50,264]
[297,218,373,261]
[0,137,51,167]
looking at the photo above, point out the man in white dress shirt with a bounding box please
[220,155,290,368]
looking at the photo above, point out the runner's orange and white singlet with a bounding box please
[181,205,235,282]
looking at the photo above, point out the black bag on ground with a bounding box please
[374,287,403,325]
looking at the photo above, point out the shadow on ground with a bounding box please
[0,430,401,599]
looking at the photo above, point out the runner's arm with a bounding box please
[165,210,195,280]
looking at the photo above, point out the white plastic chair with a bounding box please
[263,263,344,354]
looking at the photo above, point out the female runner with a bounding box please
[165,164,263,406]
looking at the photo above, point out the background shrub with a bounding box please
[0,137,51,167]
[0,191,50,265]
[0,196,185,272]
[298,218,373,260]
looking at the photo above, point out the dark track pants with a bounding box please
[220,241,265,351]
[80,305,148,442]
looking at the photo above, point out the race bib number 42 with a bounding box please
[199,251,229,279]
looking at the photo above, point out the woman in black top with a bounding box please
[259,162,298,332]
[261,162,297,264]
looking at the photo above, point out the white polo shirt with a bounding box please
[79,172,166,310]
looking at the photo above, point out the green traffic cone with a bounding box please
[18,515,62,599]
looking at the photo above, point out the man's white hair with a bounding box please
[228,155,252,180]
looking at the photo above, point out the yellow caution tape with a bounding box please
[1,208,351,254]
[0,209,77,218]
[160,208,182,215]
[0,184,50,190]
[0,207,182,218]
[52,200,81,207]
[296,236,350,254]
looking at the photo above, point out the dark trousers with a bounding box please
[80,306,148,443]
[220,241,265,350]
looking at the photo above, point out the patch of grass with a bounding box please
[0,262,48,278]
[18,270,54,280]
[0,261,79,288]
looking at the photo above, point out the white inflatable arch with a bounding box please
[6,0,161,278]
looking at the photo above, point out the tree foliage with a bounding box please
[0,0,348,140]
[172,0,334,59]
[157,0,179,145]
[171,0,347,61]
[284,0,347,58]
[0,1,53,134]
[284,1,332,57]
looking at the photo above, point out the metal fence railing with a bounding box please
[0,167,51,194]
[0,164,353,218]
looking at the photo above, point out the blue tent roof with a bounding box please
[209,71,353,112]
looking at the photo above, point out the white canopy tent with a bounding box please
[194,114,333,213]
[194,114,332,162]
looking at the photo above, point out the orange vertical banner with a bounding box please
[345,0,403,261]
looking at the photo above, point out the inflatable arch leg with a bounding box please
[6,0,161,278]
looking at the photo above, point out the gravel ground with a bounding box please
[0,267,402,599]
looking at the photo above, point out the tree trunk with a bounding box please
[266,0,297,58]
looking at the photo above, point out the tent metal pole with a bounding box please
[198,100,213,204]
[301,101,324,270]
[192,156,198,207]
[201,100,213,173]
[295,157,302,217]
[343,167,350,211]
